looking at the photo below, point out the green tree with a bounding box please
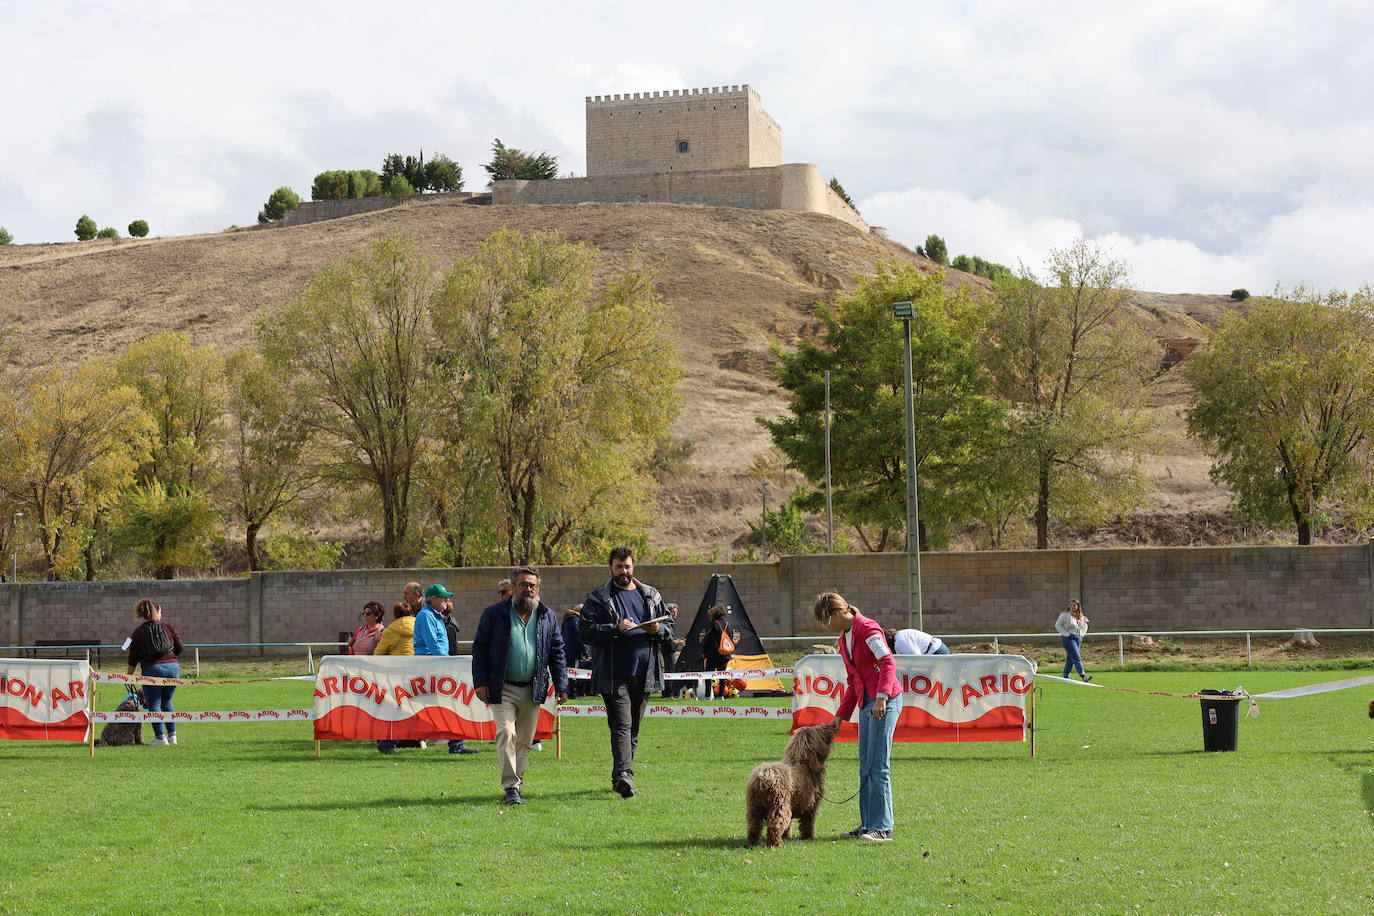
[74,215,97,241]
[381,153,426,192]
[918,234,948,265]
[761,262,1007,551]
[310,170,350,201]
[127,219,149,238]
[431,229,679,565]
[0,227,12,245]
[112,332,225,577]
[219,346,320,571]
[482,139,559,185]
[1230,288,1250,301]
[828,177,858,214]
[348,170,384,198]
[258,186,301,223]
[258,233,438,567]
[96,226,120,239]
[385,175,415,198]
[982,238,1155,548]
[1185,287,1374,544]
[423,154,463,192]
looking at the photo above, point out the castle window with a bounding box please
[678,140,689,153]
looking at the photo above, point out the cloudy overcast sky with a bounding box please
[3,0,1371,293]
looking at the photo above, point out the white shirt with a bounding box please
[892,628,944,654]
[1055,612,1089,637]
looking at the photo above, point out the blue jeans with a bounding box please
[858,692,902,833]
[933,645,951,655]
[142,661,180,738]
[1061,636,1086,678]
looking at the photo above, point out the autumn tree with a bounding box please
[430,229,679,565]
[218,346,321,570]
[1185,286,1374,544]
[982,239,1155,548]
[258,233,438,567]
[762,262,1007,551]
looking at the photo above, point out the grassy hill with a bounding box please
[0,198,1251,553]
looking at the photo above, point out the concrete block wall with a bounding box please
[278,191,479,228]
[585,85,780,177]
[5,545,1372,652]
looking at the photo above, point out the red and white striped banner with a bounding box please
[91,709,312,723]
[792,654,1034,742]
[312,656,557,741]
[566,667,795,681]
[1,658,91,741]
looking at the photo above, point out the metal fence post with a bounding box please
[306,645,314,674]
[1246,633,1252,667]
[993,636,1000,655]
[1117,634,1125,668]
[195,647,201,677]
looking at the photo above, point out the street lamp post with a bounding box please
[10,512,22,584]
[892,302,923,630]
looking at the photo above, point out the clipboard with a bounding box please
[628,614,671,630]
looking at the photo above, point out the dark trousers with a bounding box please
[660,648,679,697]
[602,672,649,783]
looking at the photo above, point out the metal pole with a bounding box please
[1117,634,1125,668]
[760,481,769,559]
[896,306,923,630]
[1245,633,1252,667]
[824,370,834,553]
[10,512,21,583]
[195,647,201,677]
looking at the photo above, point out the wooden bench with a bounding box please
[31,638,103,667]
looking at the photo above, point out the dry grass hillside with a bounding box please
[0,198,1250,552]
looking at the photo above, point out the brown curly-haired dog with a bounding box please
[94,690,145,747]
[1368,698,1373,719]
[746,719,840,846]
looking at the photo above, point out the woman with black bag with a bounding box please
[126,599,185,747]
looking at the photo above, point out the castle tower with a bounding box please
[585,85,782,178]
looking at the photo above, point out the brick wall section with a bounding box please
[7,546,1372,650]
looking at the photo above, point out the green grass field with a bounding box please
[3,668,1372,915]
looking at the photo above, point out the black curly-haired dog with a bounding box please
[94,690,145,747]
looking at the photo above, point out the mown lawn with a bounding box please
[2,668,1372,914]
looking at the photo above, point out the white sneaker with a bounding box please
[531,740,543,751]
[418,740,428,750]
[148,737,169,747]
[168,734,178,746]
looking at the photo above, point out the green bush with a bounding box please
[258,186,301,223]
[263,529,345,571]
[74,214,97,241]
[385,175,415,198]
[95,226,120,239]
[919,233,948,265]
[0,227,12,245]
[310,171,350,201]
[1230,288,1250,301]
[127,219,149,238]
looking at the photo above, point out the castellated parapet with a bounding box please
[585,84,781,177]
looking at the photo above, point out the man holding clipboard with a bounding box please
[580,546,676,798]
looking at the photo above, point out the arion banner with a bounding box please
[312,656,556,741]
[792,654,1035,742]
[1,658,91,741]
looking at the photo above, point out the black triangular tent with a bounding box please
[674,574,783,693]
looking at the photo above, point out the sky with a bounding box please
[3,0,1372,294]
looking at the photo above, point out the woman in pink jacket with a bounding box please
[815,592,903,842]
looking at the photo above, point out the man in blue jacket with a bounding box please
[472,567,569,805]
[416,584,477,755]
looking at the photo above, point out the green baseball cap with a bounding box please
[424,583,453,599]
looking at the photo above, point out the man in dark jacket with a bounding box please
[472,567,568,805]
[441,597,479,755]
[562,605,586,696]
[579,546,675,798]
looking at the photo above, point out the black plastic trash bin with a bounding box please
[1198,689,1242,752]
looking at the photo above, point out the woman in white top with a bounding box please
[1054,599,1091,681]
[884,627,949,655]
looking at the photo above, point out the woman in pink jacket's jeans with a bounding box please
[815,592,903,842]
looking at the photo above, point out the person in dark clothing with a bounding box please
[472,567,568,805]
[579,546,675,798]
[125,598,184,746]
[700,603,733,698]
[441,596,478,755]
[561,605,587,698]
[659,603,686,698]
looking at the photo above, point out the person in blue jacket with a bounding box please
[415,584,476,755]
[472,567,568,805]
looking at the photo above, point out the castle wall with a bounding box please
[278,191,479,228]
[7,545,1372,653]
[493,164,868,233]
[585,85,781,178]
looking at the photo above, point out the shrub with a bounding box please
[74,215,97,241]
[0,227,12,245]
[919,233,948,265]
[258,186,301,223]
[127,219,149,238]
[1230,288,1250,301]
[310,171,350,201]
[263,529,345,571]
[96,226,120,239]
[385,175,415,198]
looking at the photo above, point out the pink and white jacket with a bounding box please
[836,612,901,720]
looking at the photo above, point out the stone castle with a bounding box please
[493,85,871,233]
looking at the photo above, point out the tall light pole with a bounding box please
[10,512,22,584]
[892,302,923,630]
[760,480,770,559]
[823,369,834,553]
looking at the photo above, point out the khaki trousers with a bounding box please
[493,682,541,790]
